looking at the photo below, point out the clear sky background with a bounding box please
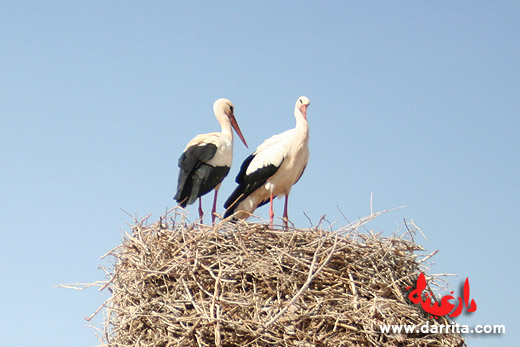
[1,1,518,346]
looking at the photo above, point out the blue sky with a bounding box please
[1,1,518,346]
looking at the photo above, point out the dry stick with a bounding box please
[388,271,406,304]
[410,218,428,241]
[211,260,223,347]
[182,279,204,315]
[418,250,439,264]
[262,232,339,330]
[55,281,107,290]
[85,298,110,321]
[348,272,359,309]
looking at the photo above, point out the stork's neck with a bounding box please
[219,117,234,140]
[294,108,309,137]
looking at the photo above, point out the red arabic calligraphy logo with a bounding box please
[407,273,477,319]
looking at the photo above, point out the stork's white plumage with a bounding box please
[174,98,248,223]
[224,96,310,227]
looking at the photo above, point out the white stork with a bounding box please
[174,98,248,223]
[224,96,310,228]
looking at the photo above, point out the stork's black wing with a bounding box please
[174,143,229,207]
[223,153,282,216]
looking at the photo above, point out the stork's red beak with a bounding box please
[299,104,308,120]
[229,114,248,148]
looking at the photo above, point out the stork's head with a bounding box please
[295,96,310,120]
[213,98,248,148]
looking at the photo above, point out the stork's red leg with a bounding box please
[211,188,219,224]
[198,197,204,223]
[269,193,274,228]
[283,194,289,229]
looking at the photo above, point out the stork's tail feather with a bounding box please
[174,179,198,208]
[175,196,189,208]
[224,186,248,218]
[223,197,240,218]
[224,187,242,209]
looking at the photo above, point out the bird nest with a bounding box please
[90,211,465,346]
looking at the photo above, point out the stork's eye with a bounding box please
[299,99,303,103]
[230,106,234,113]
